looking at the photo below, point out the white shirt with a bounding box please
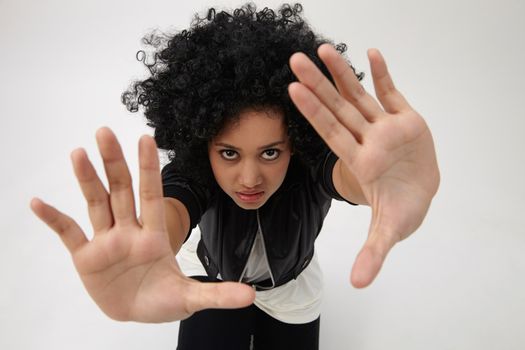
[176,228,323,324]
[239,229,272,284]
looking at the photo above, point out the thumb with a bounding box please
[185,279,256,314]
[350,227,397,289]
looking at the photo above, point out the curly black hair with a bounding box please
[122,2,364,187]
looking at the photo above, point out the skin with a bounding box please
[208,108,292,210]
[288,43,440,288]
[29,129,256,323]
[29,43,439,323]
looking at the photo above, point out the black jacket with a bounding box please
[161,151,355,290]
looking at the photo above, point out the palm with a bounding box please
[73,224,185,322]
[289,44,440,288]
[352,110,437,240]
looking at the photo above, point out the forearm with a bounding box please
[163,198,191,255]
[333,159,369,206]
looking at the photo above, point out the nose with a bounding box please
[238,160,262,188]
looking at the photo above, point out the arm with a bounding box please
[332,158,369,206]
[163,197,191,255]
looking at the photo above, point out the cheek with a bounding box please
[209,159,238,193]
[269,159,291,185]
[209,156,221,179]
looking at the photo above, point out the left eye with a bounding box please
[262,149,280,160]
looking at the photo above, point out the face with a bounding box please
[208,108,292,210]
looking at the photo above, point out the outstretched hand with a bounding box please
[289,44,440,288]
[30,127,255,322]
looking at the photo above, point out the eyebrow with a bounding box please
[213,140,286,151]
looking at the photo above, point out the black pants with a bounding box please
[177,276,320,350]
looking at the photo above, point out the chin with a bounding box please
[234,199,266,210]
[236,202,262,210]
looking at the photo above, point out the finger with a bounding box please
[289,52,368,141]
[317,43,386,122]
[138,135,166,232]
[184,279,256,314]
[288,82,359,164]
[350,227,397,289]
[70,148,113,233]
[367,48,412,114]
[30,197,88,254]
[96,127,138,225]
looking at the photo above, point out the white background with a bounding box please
[1,0,524,349]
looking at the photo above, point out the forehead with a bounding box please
[214,108,287,144]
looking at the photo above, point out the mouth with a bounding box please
[236,191,264,203]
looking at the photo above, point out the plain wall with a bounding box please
[1,0,524,348]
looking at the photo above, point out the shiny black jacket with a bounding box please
[161,151,355,290]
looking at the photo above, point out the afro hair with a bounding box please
[122,2,364,187]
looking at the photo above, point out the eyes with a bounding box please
[219,149,281,161]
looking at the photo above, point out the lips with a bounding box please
[238,191,263,195]
[236,191,264,203]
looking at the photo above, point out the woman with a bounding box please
[30,3,440,349]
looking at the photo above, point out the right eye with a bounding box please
[219,150,238,160]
